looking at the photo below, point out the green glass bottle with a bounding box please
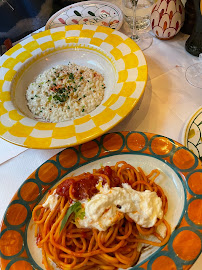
[185,0,202,56]
[181,0,196,35]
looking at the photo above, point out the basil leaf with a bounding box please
[75,207,85,220]
[60,201,82,232]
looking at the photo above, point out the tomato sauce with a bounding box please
[56,178,74,198]
[56,173,106,201]
[97,166,121,187]
[56,166,122,201]
[70,174,100,200]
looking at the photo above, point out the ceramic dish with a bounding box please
[0,25,147,149]
[0,131,202,270]
[183,106,202,160]
[45,1,123,31]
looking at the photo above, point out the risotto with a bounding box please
[26,63,105,122]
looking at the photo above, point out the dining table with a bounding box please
[0,0,202,269]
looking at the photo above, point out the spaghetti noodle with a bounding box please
[32,161,170,270]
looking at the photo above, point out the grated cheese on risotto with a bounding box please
[26,63,105,122]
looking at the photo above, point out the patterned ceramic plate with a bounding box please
[183,107,202,160]
[0,25,147,149]
[45,1,123,30]
[0,131,202,270]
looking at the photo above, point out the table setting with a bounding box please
[0,0,202,269]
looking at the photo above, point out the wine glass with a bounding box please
[184,0,202,88]
[122,0,153,51]
[185,54,202,88]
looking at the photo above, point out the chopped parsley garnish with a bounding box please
[58,88,66,94]
[80,76,83,81]
[53,94,67,103]
[69,73,74,80]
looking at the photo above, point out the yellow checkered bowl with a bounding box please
[0,25,147,149]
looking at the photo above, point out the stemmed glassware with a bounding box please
[184,0,202,88]
[122,0,153,51]
[130,0,139,41]
[185,54,202,88]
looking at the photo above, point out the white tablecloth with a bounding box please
[0,3,202,269]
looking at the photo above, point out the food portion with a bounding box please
[32,161,170,270]
[76,183,163,231]
[26,63,105,122]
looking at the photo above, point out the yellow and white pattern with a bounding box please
[0,25,147,149]
[183,106,202,159]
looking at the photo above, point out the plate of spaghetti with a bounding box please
[0,131,202,270]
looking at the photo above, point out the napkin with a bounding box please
[0,138,27,164]
[0,27,45,165]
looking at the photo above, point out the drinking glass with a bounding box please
[122,0,154,30]
[185,54,202,88]
[122,0,153,51]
